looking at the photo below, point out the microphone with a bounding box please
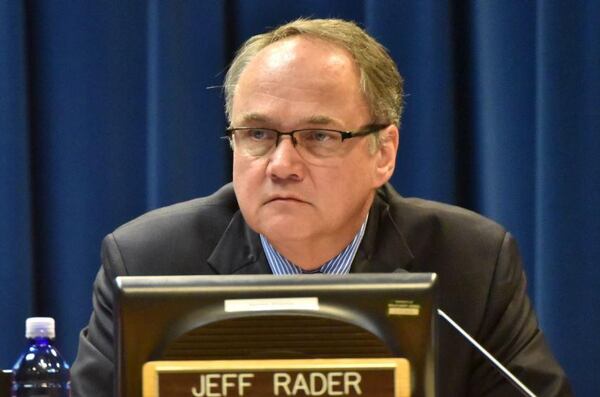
[392,269,537,397]
[437,309,537,397]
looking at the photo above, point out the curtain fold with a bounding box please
[0,0,34,365]
[21,1,151,360]
[146,0,229,209]
[534,2,600,394]
[1,1,598,394]
[367,0,457,205]
[470,1,537,282]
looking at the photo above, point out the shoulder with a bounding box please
[379,184,507,249]
[376,184,513,315]
[114,183,238,237]
[102,183,239,275]
[377,183,519,331]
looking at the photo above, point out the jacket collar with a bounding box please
[351,187,414,273]
[207,211,271,274]
[207,185,414,274]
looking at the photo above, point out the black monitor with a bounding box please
[114,273,438,397]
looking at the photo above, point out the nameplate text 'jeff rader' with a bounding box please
[142,358,410,397]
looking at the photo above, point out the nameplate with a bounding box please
[143,358,410,397]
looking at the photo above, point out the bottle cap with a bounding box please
[25,317,55,339]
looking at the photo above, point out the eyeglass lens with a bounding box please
[233,129,346,159]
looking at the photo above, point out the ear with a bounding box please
[373,125,399,187]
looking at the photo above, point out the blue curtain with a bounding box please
[1,1,598,395]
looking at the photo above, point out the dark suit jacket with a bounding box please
[71,183,572,396]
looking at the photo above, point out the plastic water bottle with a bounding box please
[12,317,70,397]
[1,369,13,397]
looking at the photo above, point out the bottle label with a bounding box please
[13,385,70,397]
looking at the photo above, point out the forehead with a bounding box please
[231,36,370,127]
[254,36,355,75]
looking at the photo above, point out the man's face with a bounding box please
[231,36,397,254]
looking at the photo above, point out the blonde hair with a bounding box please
[224,18,404,128]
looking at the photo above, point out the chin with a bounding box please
[256,219,316,243]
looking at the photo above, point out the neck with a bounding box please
[272,242,342,271]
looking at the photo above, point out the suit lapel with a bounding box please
[207,211,271,275]
[351,188,414,273]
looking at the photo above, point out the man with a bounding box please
[72,18,572,396]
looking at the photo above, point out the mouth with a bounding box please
[265,196,308,205]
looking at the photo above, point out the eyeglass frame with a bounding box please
[222,123,389,157]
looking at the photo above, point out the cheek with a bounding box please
[317,157,375,190]
[233,157,266,206]
[233,155,258,180]
[311,168,360,207]
[315,160,377,208]
[232,158,251,197]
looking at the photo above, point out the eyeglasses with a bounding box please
[223,124,388,161]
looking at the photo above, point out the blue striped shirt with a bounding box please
[260,217,368,275]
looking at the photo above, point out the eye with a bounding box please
[247,128,274,141]
[304,130,337,142]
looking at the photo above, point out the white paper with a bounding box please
[224,297,319,312]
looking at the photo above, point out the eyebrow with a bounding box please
[237,112,269,124]
[304,115,337,125]
[235,113,342,127]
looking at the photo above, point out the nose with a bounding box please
[266,135,305,181]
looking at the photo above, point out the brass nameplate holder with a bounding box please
[143,358,410,397]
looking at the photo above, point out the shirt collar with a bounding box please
[260,216,369,275]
